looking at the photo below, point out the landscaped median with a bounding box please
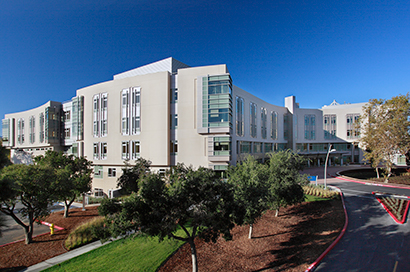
[372,192,410,224]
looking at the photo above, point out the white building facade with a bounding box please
[2,57,369,196]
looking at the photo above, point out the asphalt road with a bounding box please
[313,176,410,272]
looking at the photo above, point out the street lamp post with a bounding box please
[324,145,336,189]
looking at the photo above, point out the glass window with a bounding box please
[101,142,107,159]
[236,96,244,137]
[93,143,99,160]
[261,107,267,139]
[253,142,262,153]
[108,168,116,177]
[213,137,231,156]
[121,89,130,135]
[170,140,178,155]
[271,111,277,140]
[132,141,140,159]
[239,141,251,154]
[250,102,257,138]
[122,141,130,160]
[304,114,316,140]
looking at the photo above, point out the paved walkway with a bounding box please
[21,240,113,272]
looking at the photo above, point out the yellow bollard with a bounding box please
[50,223,55,235]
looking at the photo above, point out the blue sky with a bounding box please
[1,0,410,135]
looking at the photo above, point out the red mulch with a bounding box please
[159,199,344,272]
[0,206,99,272]
[0,200,344,272]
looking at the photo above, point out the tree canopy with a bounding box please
[98,163,236,272]
[227,155,268,239]
[116,158,151,194]
[359,94,410,181]
[266,150,308,216]
[35,151,92,217]
[0,139,11,170]
[0,164,57,244]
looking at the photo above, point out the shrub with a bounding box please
[65,217,104,250]
[303,185,339,199]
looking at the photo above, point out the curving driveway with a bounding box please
[304,166,410,272]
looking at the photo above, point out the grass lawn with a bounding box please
[44,233,185,272]
[304,194,329,202]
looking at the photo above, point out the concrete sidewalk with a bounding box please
[21,239,113,272]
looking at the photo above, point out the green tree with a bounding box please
[0,164,57,244]
[116,158,151,194]
[359,94,410,182]
[266,150,308,216]
[99,163,235,272]
[35,151,92,217]
[227,156,268,239]
[0,139,11,170]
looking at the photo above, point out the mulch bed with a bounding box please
[0,206,99,272]
[159,199,344,272]
[0,200,344,272]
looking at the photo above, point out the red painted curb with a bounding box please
[335,176,410,190]
[372,192,410,224]
[305,189,348,272]
[0,221,64,248]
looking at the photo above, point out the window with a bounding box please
[304,114,316,140]
[250,102,257,138]
[94,166,103,179]
[29,116,35,144]
[131,141,140,159]
[271,111,277,140]
[93,94,100,137]
[171,114,178,129]
[264,142,273,153]
[101,142,107,159]
[202,75,233,128]
[122,141,130,160]
[170,140,178,155]
[213,137,231,156]
[121,87,141,135]
[93,93,108,137]
[346,114,360,139]
[93,143,99,160]
[131,87,141,134]
[171,88,178,103]
[65,128,71,138]
[108,168,116,177]
[236,96,244,136]
[122,89,130,135]
[17,118,24,144]
[39,113,45,143]
[65,110,71,121]
[261,107,267,139]
[239,141,252,154]
[253,142,262,153]
[101,93,108,137]
[324,114,336,139]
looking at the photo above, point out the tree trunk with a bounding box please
[25,212,34,244]
[248,224,253,239]
[188,238,198,272]
[384,167,392,183]
[64,197,76,218]
[376,168,380,179]
[275,209,279,217]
